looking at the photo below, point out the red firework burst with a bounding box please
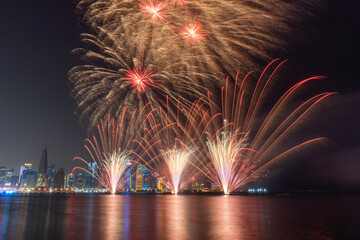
[181,21,206,44]
[125,64,159,93]
[139,0,168,22]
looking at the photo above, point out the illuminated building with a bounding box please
[4,168,14,188]
[53,168,65,190]
[75,173,85,190]
[142,168,149,190]
[35,147,48,189]
[66,173,75,189]
[210,183,222,192]
[191,182,205,192]
[149,173,158,190]
[0,167,6,187]
[135,165,143,190]
[47,167,56,188]
[125,168,131,190]
[19,163,32,185]
[85,162,97,190]
[20,170,38,189]
[157,178,165,191]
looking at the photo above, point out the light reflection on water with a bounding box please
[0,194,359,240]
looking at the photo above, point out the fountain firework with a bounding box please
[184,60,336,194]
[73,105,156,194]
[132,105,197,194]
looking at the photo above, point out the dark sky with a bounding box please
[0,0,359,190]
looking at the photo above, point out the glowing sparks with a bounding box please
[162,148,192,194]
[206,132,248,195]
[73,107,155,194]
[182,21,206,44]
[103,152,130,194]
[178,60,336,194]
[139,0,168,22]
[70,0,333,196]
[167,0,186,7]
[125,64,158,93]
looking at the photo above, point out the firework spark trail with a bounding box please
[69,29,209,130]
[206,131,248,195]
[71,0,322,131]
[180,60,336,194]
[130,96,221,194]
[161,148,193,194]
[76,0,322,85]
[73,105,158,194]
[139,0,168,22]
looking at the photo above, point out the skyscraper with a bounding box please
[53,168,65,190]
[142,168,149,190]
[135,165,143,190]
[75,173,85,190]
[4,168,14,188]
[47,167,56,188]
[0,167,6,188]
[19,163,32,186]
[125,161,132,190]
[66,173,75,189]
[36,148,48,189]
[85,162,97,190]
[20,170,37,189]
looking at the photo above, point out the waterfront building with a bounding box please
[210,183,222,192]
[66,173,75,189]
[142,168,149,190]
[19,163,32,184]
[10,175,18,188]
[36,148,48,189]
[125,168,131,190]
[157,178,165,191]
[130,169,136,190]
[191,182,205,192]
[4,168,14,188]
[20,170,38,189]
[75,173,85,190]
[53,168,65,190]
[149,173,158,190]
[135,165,143,190]
[0,167,6,187]
[85,162,97,190]
[47,167,56,188]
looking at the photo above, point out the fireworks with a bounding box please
[206,131,249,195]
[132,106,196,194]
[76,0,321,86]
[161,148,193,194]
[181,21,206,44]
[125,64,160,94]
[68,31,204,130]
[73,106,155,194]
[70,0,332,195]
[139,0,168,22]
[188,60,336,194]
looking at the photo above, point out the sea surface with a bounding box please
[0,194,359,240]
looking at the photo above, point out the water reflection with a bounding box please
[0,194,359,239]
[104,195,124,240]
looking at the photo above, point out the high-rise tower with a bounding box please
[36,147,48,189]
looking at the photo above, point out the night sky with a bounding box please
[0,0,359,190]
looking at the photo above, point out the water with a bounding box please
[0,194,359,240]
